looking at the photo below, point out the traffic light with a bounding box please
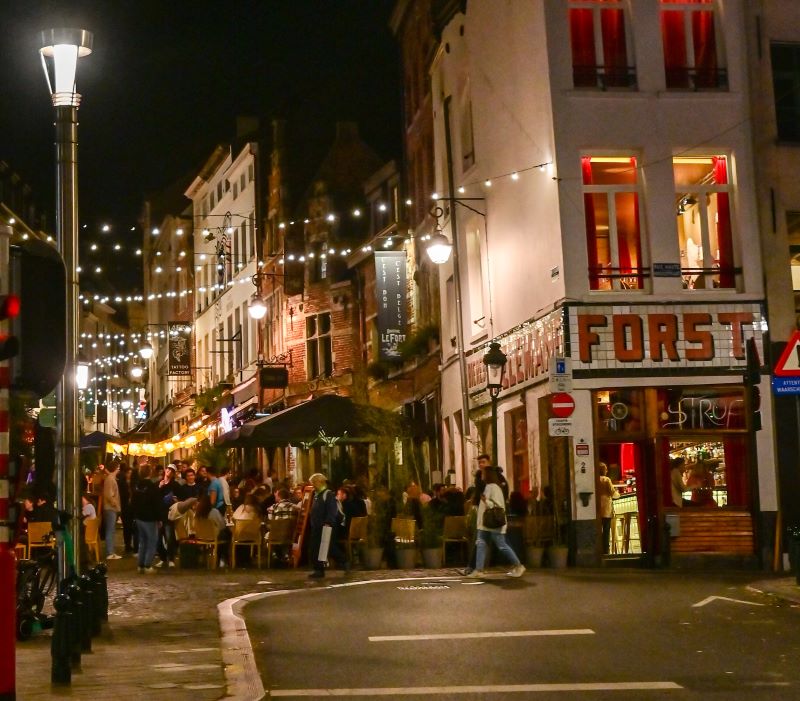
[10,239,66,398]
[0,291,20,360]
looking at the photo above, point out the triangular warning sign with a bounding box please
[774,331,800,376]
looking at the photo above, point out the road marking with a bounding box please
[692,595,765,608]
[270,681,682,696]
[152,663,219,671]
[164,647,217,654]
[369,629,594,642]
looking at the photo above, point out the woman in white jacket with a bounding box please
[468,465,526,578]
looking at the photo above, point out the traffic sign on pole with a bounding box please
[772,331,800,394]
[551,392,575,418]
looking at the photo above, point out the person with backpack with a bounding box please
[307,473,349,579]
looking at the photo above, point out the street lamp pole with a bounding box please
[483,342,507,468]
[40,28,93,578]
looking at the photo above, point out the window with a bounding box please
[233,181,238,200]
[234,308,242,371]
[787,212,800,315]
[581,156,645,291]
[310,242,327,283]
[306,312,332,379]
[248,164,254,182]
[241,172,246,192]
[674,156,735,289]
[660,0,726,90]
[217,181,223,201]
[249,213,256,259]
[465,223,485,336]
[771,43,800,143]
[569,0,633,89]
[459,85,475,171]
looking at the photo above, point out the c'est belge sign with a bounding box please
[569,303,764,370]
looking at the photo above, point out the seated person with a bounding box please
[267,488,300,521]
[194,494,231,566]
[81,494,97,521]
[232,494,260,521]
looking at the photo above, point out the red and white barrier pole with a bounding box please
[0,223,16,700]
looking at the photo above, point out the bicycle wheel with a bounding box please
[36,560,57,615]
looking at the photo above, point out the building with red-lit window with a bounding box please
[427,0,776,568]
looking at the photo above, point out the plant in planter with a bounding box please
[363,494,391,569]
[420,504,445,568]
[392,516,418,570]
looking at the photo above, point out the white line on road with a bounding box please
[270,681,682,696]
[369,629,595,642]
[692,595,765,608]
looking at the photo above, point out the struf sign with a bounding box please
[568,303,764,371]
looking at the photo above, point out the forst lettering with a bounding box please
[577,312,754,364]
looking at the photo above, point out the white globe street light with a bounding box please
[247,292,267,320]
[425,232,453,265]
[138,340,154,360]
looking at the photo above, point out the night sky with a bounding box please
[0,0,401,290]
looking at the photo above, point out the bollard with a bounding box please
[789,526,800,586]
[75,577,92,652]
[80,572,99,638]
[51,593,72,685]
[92,564,109,622]
[65,581,85,665]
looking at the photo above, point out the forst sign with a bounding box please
[568,303,764,371]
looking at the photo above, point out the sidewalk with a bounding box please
[748,575,800,604]
[14,552,303,701]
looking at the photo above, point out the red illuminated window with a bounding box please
[661,0,726,90]
[582,156,646,291]
[569,0,634,89]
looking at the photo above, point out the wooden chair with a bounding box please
[441,515,468,564]
[391,517,417,544]
[194,517,223,569]
[84,517,101,563]
[27,522,54,559]
[265,517,296,568]
[14,542,27,560]
[230,519,263,569]
[343,516,368,562]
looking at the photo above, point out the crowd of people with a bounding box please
[18,452,533,579]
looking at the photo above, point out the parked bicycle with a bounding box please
[16,532,58,640]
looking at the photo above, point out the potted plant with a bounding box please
[420,504,444,568]
[362,496,390,569]
[393,516,418,570]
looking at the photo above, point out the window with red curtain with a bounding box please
[569,1,632,89]
[673,155,735,290]
[660,0,724,89]
[582,156,645,291]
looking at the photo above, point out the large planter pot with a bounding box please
[395,548,417,570]
[548,545,569,569]
[362,546,384,570]
[525,545,545,568]
[422,547,443,569]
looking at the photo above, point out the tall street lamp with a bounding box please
[40,27,93,578]
[483,341,507,468]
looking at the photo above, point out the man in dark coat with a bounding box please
[307,473,348,579]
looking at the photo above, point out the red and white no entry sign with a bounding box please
[551,392,575,418]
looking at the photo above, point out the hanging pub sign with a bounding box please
[374,251,407,360]
[168,322,192,376]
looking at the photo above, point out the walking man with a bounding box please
[103,462,122,560]
[307,473,348,578]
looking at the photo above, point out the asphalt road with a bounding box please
[244,569,800,700]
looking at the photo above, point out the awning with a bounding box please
[217,394,408,447]
[80,431,116,452]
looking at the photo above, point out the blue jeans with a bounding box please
[103,509,118,557]
[136,520,158,568]
[475,529,521,571]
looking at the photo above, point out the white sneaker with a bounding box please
[465,570,485,579]
[506,564,526,578]
[168,561,176,568]
[106,553,122,560]
[143,566,157,574]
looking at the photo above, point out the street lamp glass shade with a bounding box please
[426,232,453,265]
[138,341,154,360]
[39,29,93,101]
[483,342,507,391]
[248,293,268,320]
[130,365,144,380]
[76,362,90,390]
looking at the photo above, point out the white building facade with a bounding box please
[432,0,776,567]
[186,143,261,413]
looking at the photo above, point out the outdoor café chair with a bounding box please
[265,517,296,568]
[83,517,101,563]
[343,515,368,562]
[27,522,53,560]
[194,517,224,569]
[230,518,263,568]
[441,515,468,564]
